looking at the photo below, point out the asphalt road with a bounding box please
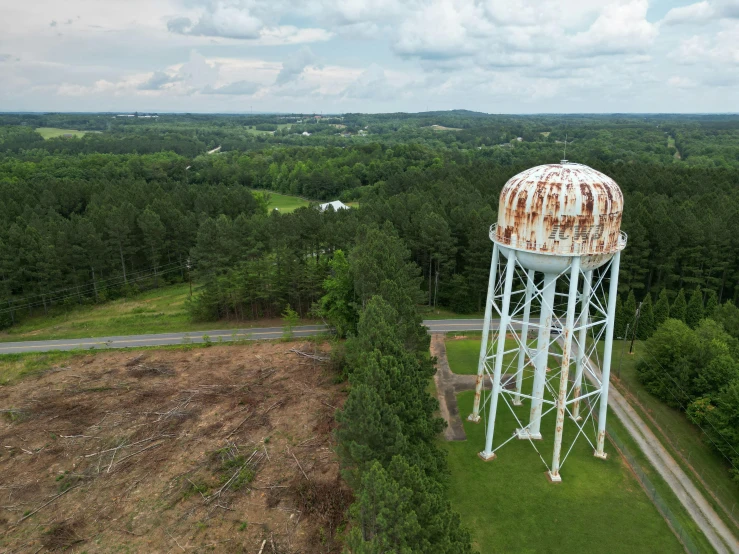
[0,319,486,354]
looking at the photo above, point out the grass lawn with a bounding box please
[603,339,739,534]
[244,123,292,135]
[36,127,88,139]
[0,283,301,342]
[263,192,311,213]
[445,391,686,553]
[445,337,522,375]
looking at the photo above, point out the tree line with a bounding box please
[325,224,475,551]
[636,301,739,480]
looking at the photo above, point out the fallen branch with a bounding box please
[112,441,163,468]
[288,448,309,481]
[288,348,329,362]
[225,411,252,439]
[84,435,173,458]
[15,484,81,525]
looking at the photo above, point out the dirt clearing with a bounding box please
[0,342,350,553]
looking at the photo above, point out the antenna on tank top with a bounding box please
[562,133,568,164]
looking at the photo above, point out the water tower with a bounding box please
[468,162,626,482]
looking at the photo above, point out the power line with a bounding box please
[0,261,190,317]
[1,260,187,308]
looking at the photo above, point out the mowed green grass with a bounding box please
[445,337,522,374]
[0,283,288,342]
[266,192,311,213]
[245,123,292,135]
[36,127,87,139]
[446,391,684,554]
[603,339,739,533]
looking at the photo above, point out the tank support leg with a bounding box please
[572,270,592,421]
[480,250,517,461]
[549,257,581,482]
[522,273,556,440]
[513,269,535,406]
[595,252,621,459]
[470,244,499,423]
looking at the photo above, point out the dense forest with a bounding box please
[1,111,738,328]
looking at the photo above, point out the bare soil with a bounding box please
[0,342,350,553]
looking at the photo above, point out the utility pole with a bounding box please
[618,323,629,378]
[629,302,642,354]
[186,258,192,299]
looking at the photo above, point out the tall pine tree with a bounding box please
[624,290,637,341]
[705,289,718,318]
[654,289,670,328]
[638,293,655,339]
[671,288,687,322]
[686,287,704,329]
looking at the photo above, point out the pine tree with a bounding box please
[705,289,718,318]
[654,289,670,328]
[137,208,165,288]
[671,288,687,322]
[624,290,637,341]
[637,293,655,339]
[686,287,704,329]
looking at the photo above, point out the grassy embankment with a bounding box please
[604,339,739,536]
[418,308,484,320]
[36,127,88,139]
[0,283,294,343]
[444,337,714,553]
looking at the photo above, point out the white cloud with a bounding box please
[393,0,486,60]
[177,51,219,90]
[202,79,260,94]
[342,63,394,99]
[166,1,332,44]
[138,70,181,90]
[275,47,316,85]
[569,0,657,56]
[668,75,697,88]
[662,0,739,25]
[1,0,738,112]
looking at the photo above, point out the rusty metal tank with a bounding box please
[492,162,626,272]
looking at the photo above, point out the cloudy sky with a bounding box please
[1,0,737,113]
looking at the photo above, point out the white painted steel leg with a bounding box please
[571,270,592,421]
[548,257,581,483]
[470,244,499,423]
[595,253,621,459]
[513,269,535,406]
[521,274,556,440]
[479,250,517,461]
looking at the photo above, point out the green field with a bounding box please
[265,191,311,213]
[0,283,294,342]
[445,391,686,553]
[603,339,739,534]
[245,123,292,135]
[445,337,522,374]
[36,127,88,139]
